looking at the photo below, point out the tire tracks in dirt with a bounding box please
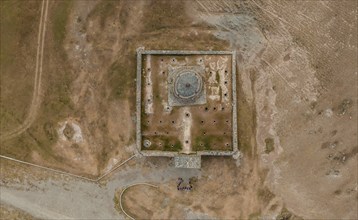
[119,183,159,220]
[0,0,49,141]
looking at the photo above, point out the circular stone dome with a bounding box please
[174,71,202,99]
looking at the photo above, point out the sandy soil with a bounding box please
[0,0,49,141]
[0,0,357,219]
[0,203,36,220]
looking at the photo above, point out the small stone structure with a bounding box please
[174,155,201,169]
[136,48,238,169]
[168,66,206,106]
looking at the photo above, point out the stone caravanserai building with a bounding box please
[136,48,238,168]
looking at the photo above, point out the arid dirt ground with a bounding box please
[1,0,357,219]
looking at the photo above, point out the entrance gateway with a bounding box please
[136,48,238,168]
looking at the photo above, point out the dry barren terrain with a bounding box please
[1,0,357,219]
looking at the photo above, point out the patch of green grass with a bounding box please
[107,59,135,100]
[1,1,75,162]
[257,187,275,204]
[163,138,182,151]
[0,109,22,132]
[193,136,212,151]
[237,99,254,153]
[0,1,41,66]
[0,203,36,220]
[41,63,74,118]
[141,0,191,32]
[248,211,261,220]
[136,1,228,51]
[113,192,120,212]
[0,1,41,132]
[265,138,275,154]
[237,72,256,156]
[337,98,353,115]
[88,0,117,29]
[52,1,73,54]
[140,110,148,131]
[193,135,224,151]
[276,207,292,220]
[276,207,303,220]
[142,136,182,152]
[12,67,75,158]
[43,121,57,142]
[215,71,220,82]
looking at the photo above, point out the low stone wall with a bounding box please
[231,50,238,153]
[197,151,235,156]
[136,48,239,160]
[139,150,235,157]
[141,50,234,55]
[140,150,178,157]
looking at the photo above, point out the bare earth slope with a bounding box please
[0,0,357,219]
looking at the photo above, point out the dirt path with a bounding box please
[0,0,49,141]
[145,55,154,114]
[0,190,71,220]
[0,157,200,219]
[119,183,159,220]
[181,107,192,154]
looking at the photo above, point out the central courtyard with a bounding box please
[136,49,238,167]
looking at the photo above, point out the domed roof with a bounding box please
[174,71,202,99]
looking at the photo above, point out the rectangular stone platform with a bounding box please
[174,155,201,169]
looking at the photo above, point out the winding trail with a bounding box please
[0,154,136,182]
[119,183,159,220]
[0,0,49,141]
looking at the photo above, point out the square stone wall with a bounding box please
[136,48,238,160]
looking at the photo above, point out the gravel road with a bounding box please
[1,157,200,219]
